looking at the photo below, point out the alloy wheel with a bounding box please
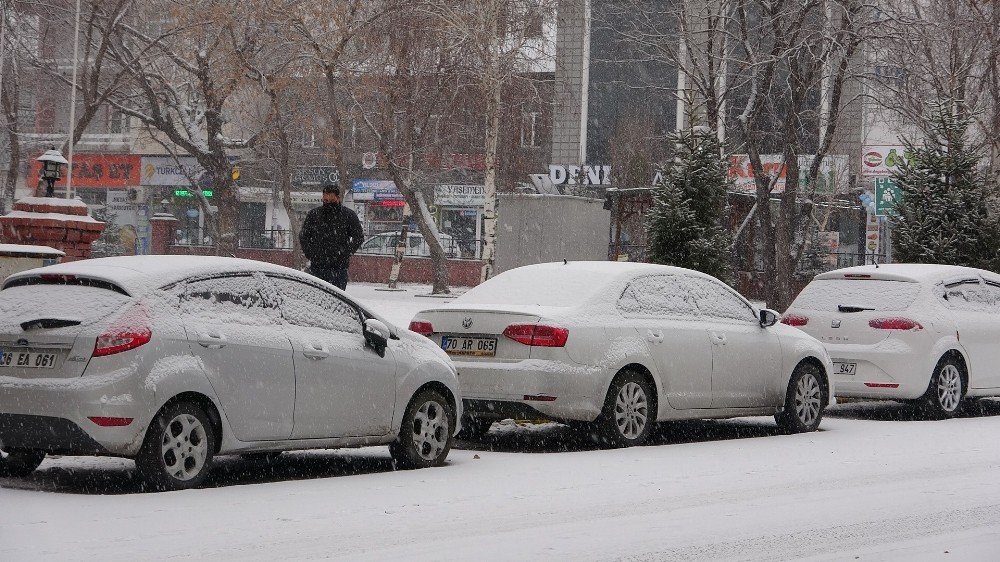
[614,381,649,440]
[160,413,209,481]
[411,399,449,461]
[795,372,822,427]
[937,364,962,412]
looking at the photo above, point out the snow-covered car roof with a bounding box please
[442,261,724,310]
[3,255,302,296]
[815,264,996,284]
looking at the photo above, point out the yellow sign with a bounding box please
[231,166,241,181]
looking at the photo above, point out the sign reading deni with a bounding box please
[549,164,612,187]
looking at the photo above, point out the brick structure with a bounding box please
[0,197,105,262]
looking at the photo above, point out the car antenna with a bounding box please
[563,258,568,265]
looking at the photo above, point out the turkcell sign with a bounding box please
[548,164,612,186]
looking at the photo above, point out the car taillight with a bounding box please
[869,318,923,330]
[781,314,809,326]
[88,416,134,427]
[502,324,569,347]
[408,320,434,337]
[94,305,152,357]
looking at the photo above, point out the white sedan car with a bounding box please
[409,262,833,447]
[784,264,1000,418]
[0,256,461,490]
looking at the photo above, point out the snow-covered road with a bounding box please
[2,284,999,560]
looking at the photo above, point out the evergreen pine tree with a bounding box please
[646,127,733,282]
[889,103,1000,271]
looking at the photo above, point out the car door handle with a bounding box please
[646,330,665,344]
[197,332,228,349]
[710,332,727,346]
[303,343,330,360]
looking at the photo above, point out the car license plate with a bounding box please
[0,350,58,369]
[833,361,857,375]
[441,336,498,357]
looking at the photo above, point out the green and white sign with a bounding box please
[874,177,901,216]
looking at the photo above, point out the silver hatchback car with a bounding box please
[0,256,461,490]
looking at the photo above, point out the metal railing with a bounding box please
[609,244,887,276]
[173,227,294,250]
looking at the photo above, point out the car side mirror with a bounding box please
[364,318,390,357]
[759,308,780,328]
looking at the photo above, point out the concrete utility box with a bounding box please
[495,193,611,273]
[0,244,65,280]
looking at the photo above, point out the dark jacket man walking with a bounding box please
[299,184,364,290]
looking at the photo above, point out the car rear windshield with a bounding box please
[0,284,131,332]
[458,268,604,307]
[791,279,921,312]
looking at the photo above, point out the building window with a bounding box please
[109,109,129,134]
[520,111,541,148]
[301,126,317,148]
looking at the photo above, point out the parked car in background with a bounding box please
[409,261,833,447]
[0,256,461,490]
[358,231,463,259]
[784,264,1000,418]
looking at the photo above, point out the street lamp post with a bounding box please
[36,147,69,197]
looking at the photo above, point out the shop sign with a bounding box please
[549,164,612,186]
[140,156,203,186]
[434,184,485,207]
[861,145,911,177]
[874,177,902,216]
[351,179,402,201]
[726,154,847,195]
[29,154,140,188]
[291,166,339,188]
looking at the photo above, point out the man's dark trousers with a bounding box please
[311,266,349,291]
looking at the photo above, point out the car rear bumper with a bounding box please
[0,371,150,456]
[455,359,606,422]
[824,340,931,400]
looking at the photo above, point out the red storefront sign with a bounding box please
[28,154,141,189]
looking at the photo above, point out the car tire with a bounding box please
[919,356,965,419]
[456,416,493,442]
[135,402,216,492]
[389,389,455,470]
[776,362,825,434]
[593,370,655,448]
[0,448,46,478]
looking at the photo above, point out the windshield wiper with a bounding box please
[20,318,83,331]
[838,305,876,313]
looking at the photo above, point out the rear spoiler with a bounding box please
[3,274,130,296]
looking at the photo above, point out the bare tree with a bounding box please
[427,0,556,282]
[603,0,869,308]
[349,3,471,293]
[870,0,1000,183]
[105,0,273,256]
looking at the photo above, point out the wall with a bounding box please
[164,244,483,287]
[495,193,610,273]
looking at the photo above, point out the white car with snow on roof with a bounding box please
[409,261,833,447]
[783,264,1000,418]
[0,256,461,490]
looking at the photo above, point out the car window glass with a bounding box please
[790,279,921,312]
[617,275,698,318]
[942,281,995,312]
[177,274,280,325]
[685,276,757,322]
[271,277,362,333]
